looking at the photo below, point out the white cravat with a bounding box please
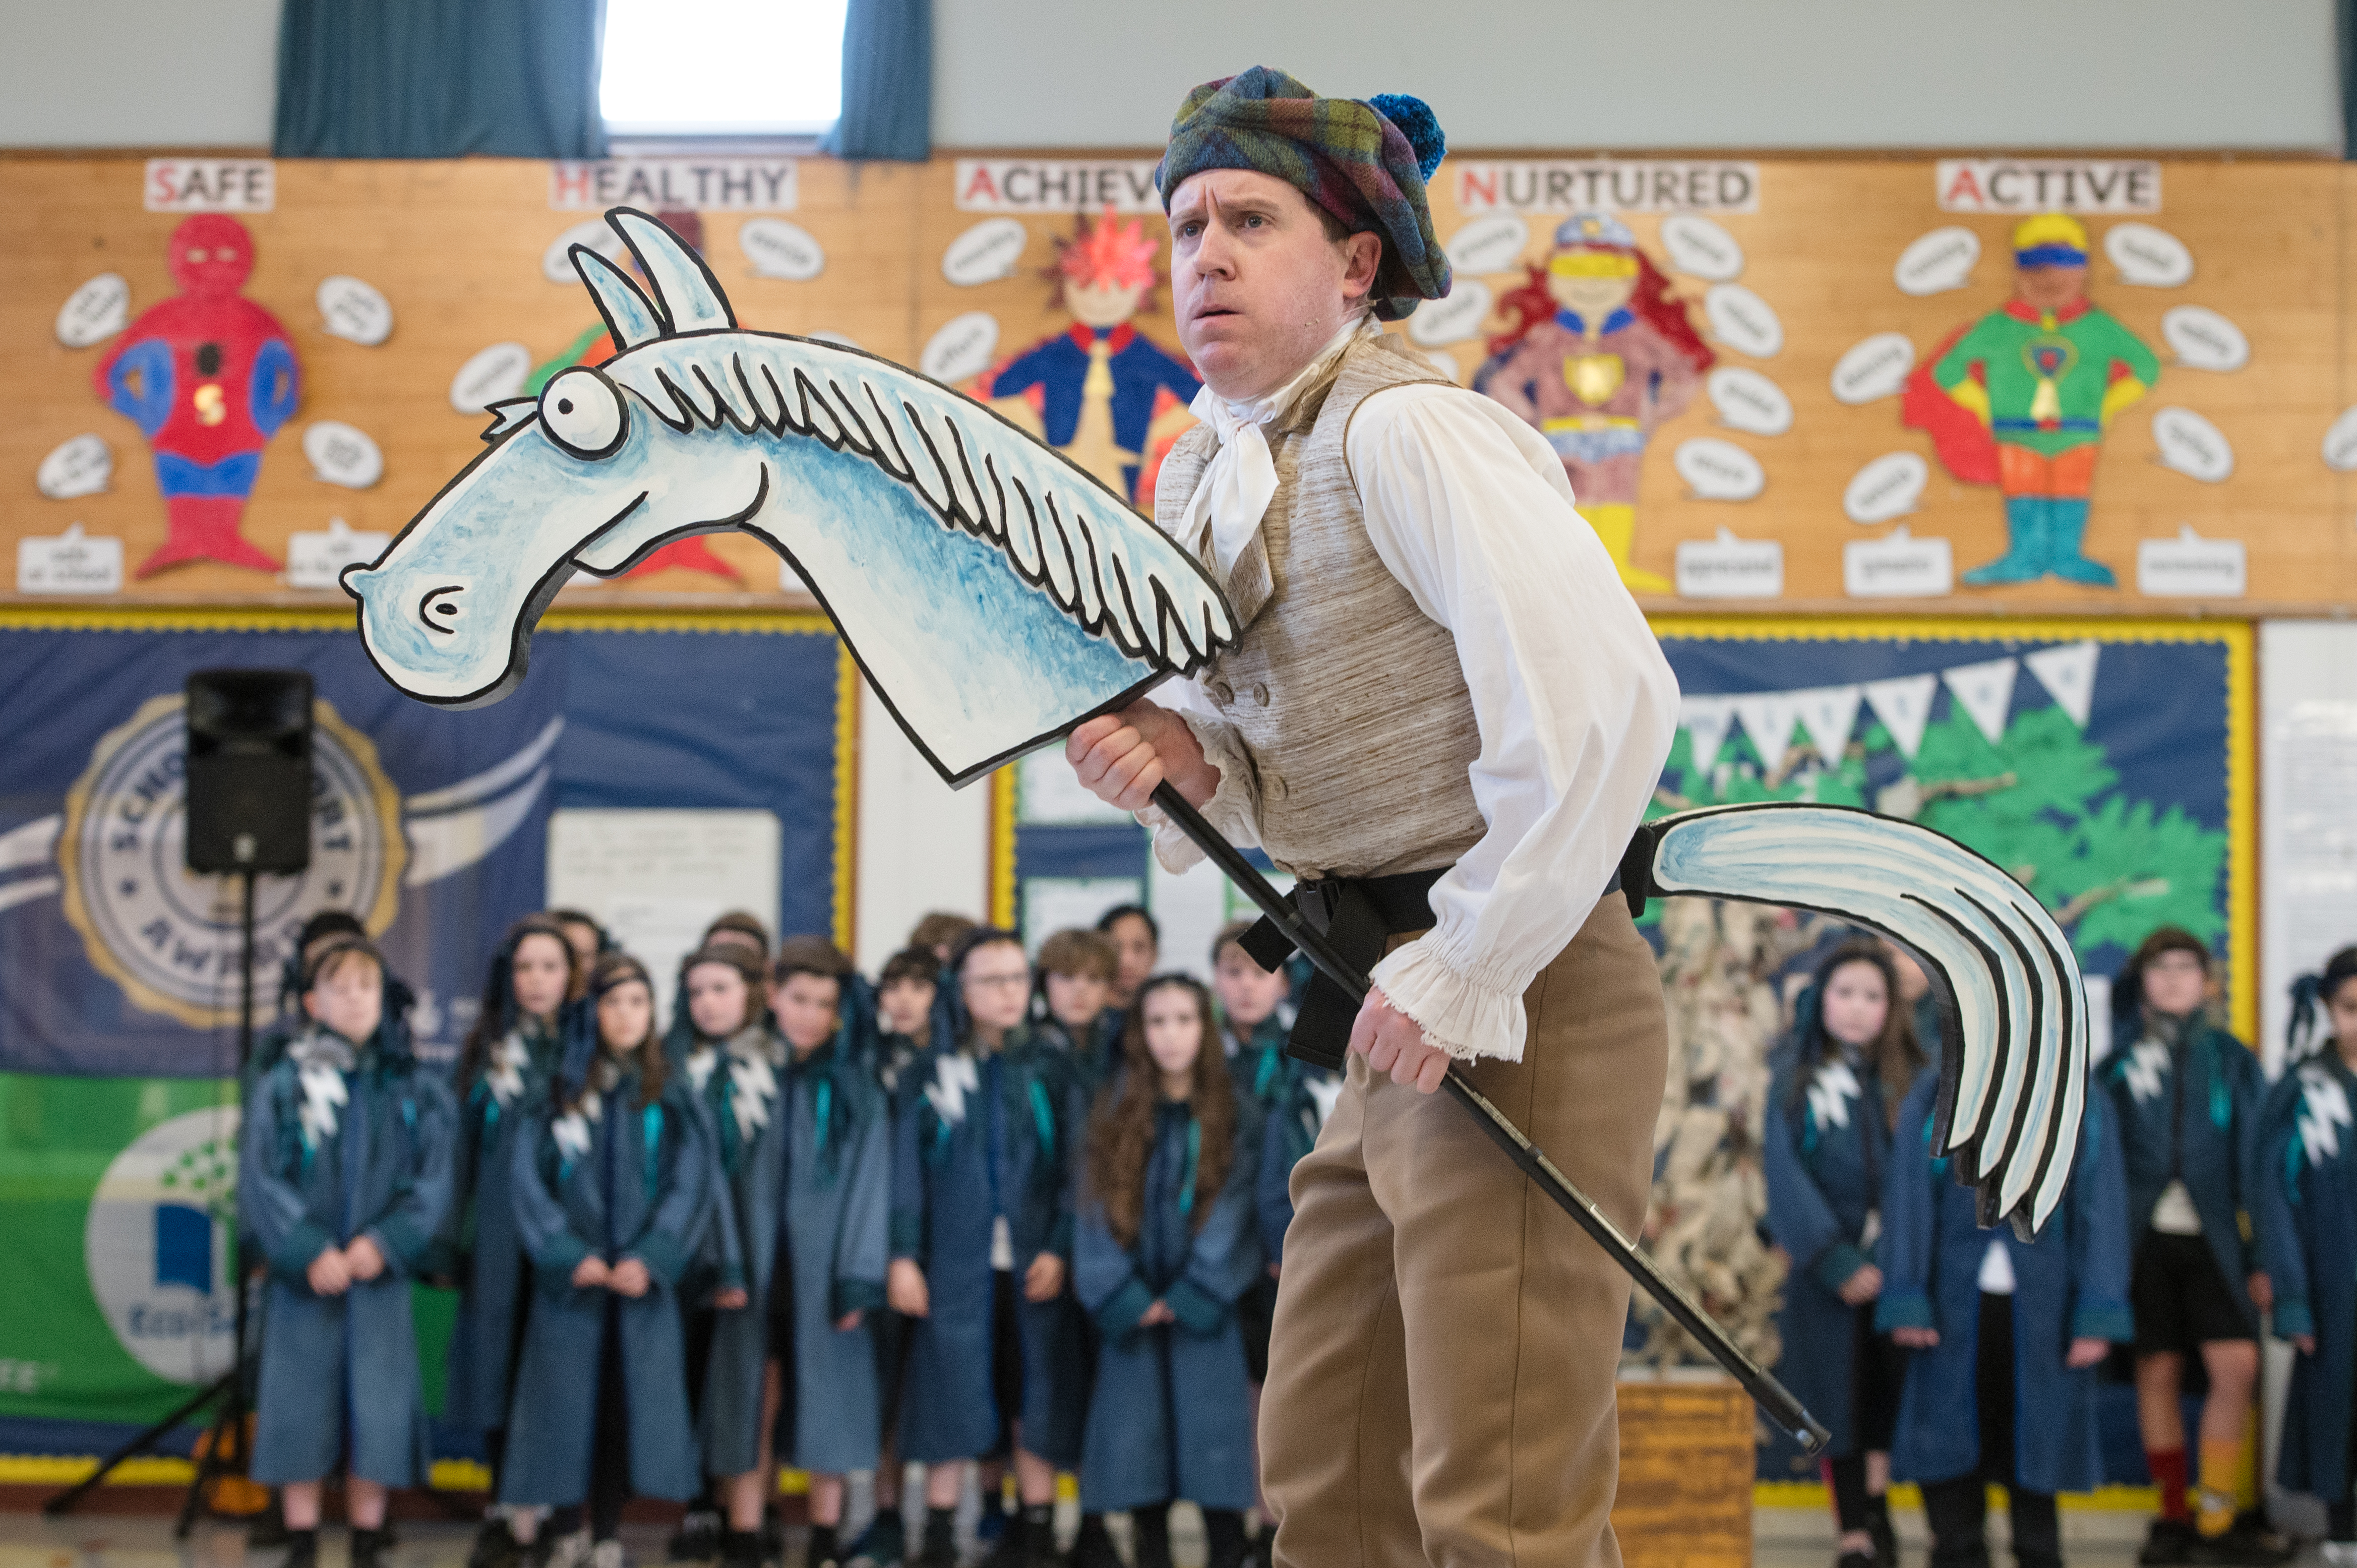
[1177,318,1372,576]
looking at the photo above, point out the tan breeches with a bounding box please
[1259,894,1669,1568]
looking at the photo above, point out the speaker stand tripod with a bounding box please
[46,873,261,1535]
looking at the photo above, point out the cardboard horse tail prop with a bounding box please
[347,209,2091,1451]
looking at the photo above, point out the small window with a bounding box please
[601,0,850,138]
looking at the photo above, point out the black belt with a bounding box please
[1240,860,1625,1070]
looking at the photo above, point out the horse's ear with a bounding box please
[608,207,735,334]
[573,246,663,352]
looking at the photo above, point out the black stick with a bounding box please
[1151,781,1830,1454]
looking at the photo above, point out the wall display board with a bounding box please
[0,607,849,1449]
[2259,621,2357,1076]
[6,154,2353,612]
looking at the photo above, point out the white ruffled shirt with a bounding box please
[1145,324,1679,1064]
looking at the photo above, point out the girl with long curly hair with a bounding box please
[1073,975,1263,1568]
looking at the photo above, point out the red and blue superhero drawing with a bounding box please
[978,210,1199,510]
[94,215,300,577]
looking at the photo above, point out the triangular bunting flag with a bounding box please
[1942,655,2019,745]
[1793,684,1864,770]
[2023,641,2099,729]
[1860,673,1940,759]
[1732,692,1803,774]
[1681,695,1738,774]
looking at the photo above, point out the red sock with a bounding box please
[2149,1447,2189,1522]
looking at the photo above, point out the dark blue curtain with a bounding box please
[275,0,610,159]
[823,0,930,162]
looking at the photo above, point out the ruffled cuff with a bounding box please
[1135,710,1261,875]
[1367,933,1530,1063]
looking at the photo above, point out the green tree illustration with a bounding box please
[1649,702,2225,957]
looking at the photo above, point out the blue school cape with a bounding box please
[2095,1012,2265,1331]
[1876,1068,2134,1492]
[1076,1099,1263,1512]
[889,1029,1085,1466]
[498,1067,712,1505]
[2255,1051,2357,1504]
[774,1037,892,1474]
[240,1029,455,1487]
[1762,1041,1894,1460]
[687,1028,791,1477]
[438,1020,565,1435]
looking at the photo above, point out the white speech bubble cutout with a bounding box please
[37,434,113,500]
[1894,227,1981,297]
[1844,452,1928,524]
[316,275,393,346]
[1444,214,1530,277]
[451,342,533,414]
[1421,349,1462,384]
[17,522,124,595]
[545,219,629,285]
[285,517,394,591]
[1706,367,1792,437]
[2322,405,2357,471]
[941,217,1029,286]
[1407,280,1493,348]
[922,312,1002,384]
[2136,523,2246,598]
[56,273,130,348]
[2161,306,2248,373]
[1843,525,1954,598]
[303,421,384,490]
[2104,222,2194,288]
[1660,213,1744,282]
[1672,438,1765,502]
[740,218,826,282]
[1674,527,1784,599]
[2150,406,2234,482]
[1703,284,1781,358]
[1831,333,1917,406]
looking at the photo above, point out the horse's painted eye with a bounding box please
[538,367,627,460]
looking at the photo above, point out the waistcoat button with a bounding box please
[1266,773,1288,800]
[1251,682,1270,705]
[1211,681,1235,704]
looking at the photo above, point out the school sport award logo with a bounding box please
[84,1105,241,1383]
[57,694,406,1029]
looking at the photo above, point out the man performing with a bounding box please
[1066,66,1680,1568]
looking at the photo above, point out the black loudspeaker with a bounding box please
[185,669,314,875]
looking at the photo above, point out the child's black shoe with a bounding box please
[805,1525,840,1568]
[352,1526,393,1568]
[914,1508,958,1568]
[285,1529,320,1568]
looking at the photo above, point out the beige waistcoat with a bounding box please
[1155,332,1487,880]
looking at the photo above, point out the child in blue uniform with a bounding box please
[1880,1039,2135,1568]
[500,953,714,1568]
[674,943,789,1568]
[1075,975,1262,1568]
[1097,904,1159,1014]
[2095,929,2278,1566]
[2256,946,2357,1567]
[1765,942,1926,1568]
[1033,928,1124,1093]
[443,916,581,1568]
[242,938,454,1568]
[845,944,944,1568]
[769,937,893,1568]
[889,929,1085,1568]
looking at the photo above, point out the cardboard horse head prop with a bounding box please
[349,209,2085,1241]
[344,208,1235,787]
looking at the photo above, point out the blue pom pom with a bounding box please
[1370,93,1445,183]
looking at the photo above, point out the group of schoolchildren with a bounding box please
[233,898,1336,1568]
[1766,929,2357,1568]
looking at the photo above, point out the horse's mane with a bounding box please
[601,329,1232,679]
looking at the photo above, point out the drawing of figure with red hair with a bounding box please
[94,214,299,576]
[1473,212,1714,592]
[978,208,1200,510]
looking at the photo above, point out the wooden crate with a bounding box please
[1613,1377,1757,1568]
